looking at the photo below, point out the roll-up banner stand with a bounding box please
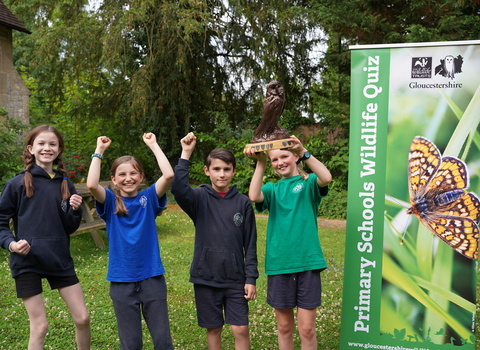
[340,40,480,350]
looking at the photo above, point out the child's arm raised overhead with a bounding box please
[179,132,196,161]
[143,133,174,198]
[243,148,267,203]
[86,136,111,204]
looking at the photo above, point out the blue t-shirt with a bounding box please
[96,184,167,282]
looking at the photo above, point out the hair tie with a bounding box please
[63,177,68,180]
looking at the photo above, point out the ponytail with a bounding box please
[110,186,128,216]
[55,154,71,201]
[297,163,309,181]
[22,150,35,197]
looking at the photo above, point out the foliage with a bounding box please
[318,187,348,220]
[0,210,346,349]
[0,110,27,189]
[5,0,479,218]
[6,0,324,166]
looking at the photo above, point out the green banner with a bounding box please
[340,41,480,350]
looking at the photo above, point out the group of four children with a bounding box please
[0,124,331,350]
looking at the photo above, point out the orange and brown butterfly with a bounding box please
[407,136,480,260]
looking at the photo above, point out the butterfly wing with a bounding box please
[423,156,469,200]
[418,202,479,260]
[408,136,441,204]
[407,137,480,259]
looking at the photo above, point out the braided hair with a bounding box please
[109,155,145,216]
[23,125,71,200]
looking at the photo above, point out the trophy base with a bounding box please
[245,138,294,152]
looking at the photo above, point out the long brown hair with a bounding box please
[109,155,145,215]
[23,125,71,200]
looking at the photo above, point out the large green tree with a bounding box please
[7,0,322,166]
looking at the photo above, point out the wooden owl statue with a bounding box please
[251,81,290,143]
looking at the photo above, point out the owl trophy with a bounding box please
[244,81,294,152]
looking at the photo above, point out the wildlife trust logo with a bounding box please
[411,55,464,80]
[411,57,432,78]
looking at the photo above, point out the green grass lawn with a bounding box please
[0,209,478,349]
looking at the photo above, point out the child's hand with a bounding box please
[244,284,257,300]
[69,194,83,211]
[243,147,267,162]
[96,136,111,151]
[143,132,157,146]
[288,135,307,156]
[180,132,197,152]
[11,239,30,255]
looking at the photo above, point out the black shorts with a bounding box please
[14,272,79,298]
[194,284,249,328]
[267,270,321,309]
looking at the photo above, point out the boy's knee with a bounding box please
[207,327,222,336]
[232,325,249,338]
[299,325,316,340]
[277,321,294,336]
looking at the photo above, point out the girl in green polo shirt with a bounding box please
[244,135,332,350]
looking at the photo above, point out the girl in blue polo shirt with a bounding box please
[87,133,174,350]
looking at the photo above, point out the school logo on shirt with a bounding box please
[293,183,305,193]
[139,195,148,208]
[61,199,68,212]
[233,213,243,226]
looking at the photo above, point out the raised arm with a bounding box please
[243,148,267,203]
[143,133,174,198]
[86,136,111,203]
[179,132,196,161]
[289,135,332,187]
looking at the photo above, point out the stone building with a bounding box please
[0,1,30,124]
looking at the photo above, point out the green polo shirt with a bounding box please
[256,174,328,275]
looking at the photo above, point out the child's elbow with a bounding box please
[163,171,174,182]
[249,193,263,203]
[86,180,96,192]
[320,173,332,187]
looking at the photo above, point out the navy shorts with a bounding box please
[267,270,321,309]
[194,283,249,328]
[14,272,79,298]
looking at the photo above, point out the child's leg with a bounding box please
[22,294,48,350]
[110,281,143,349]
[206,327,222,350]
[297,307,317,350]
[231,325,250,350]
[274,308,295,350]
[141,275,173,350]
[58,283,91,350]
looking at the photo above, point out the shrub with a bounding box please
[0,110,26,189]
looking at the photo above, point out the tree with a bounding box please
[7,0,324,165]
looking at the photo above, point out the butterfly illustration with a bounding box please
[407,136,480,260]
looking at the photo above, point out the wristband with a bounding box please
[91,153,104,160]
[296,151,311,164]
[8,241,14,253]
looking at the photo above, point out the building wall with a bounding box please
[0,24,30,124]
